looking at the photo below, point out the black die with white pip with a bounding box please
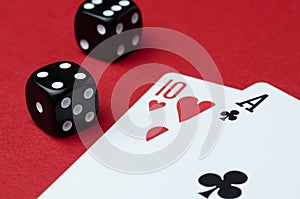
[74,0,142,61]
[25,61,99,137]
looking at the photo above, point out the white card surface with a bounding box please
[40,73,300,199]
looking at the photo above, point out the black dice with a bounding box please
[25,61,99,137]
[74,0,142,61]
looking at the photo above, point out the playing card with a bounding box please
[94,72,241,172]
[181,82,300,198]
[39,73,241,198]
[39,73,300,198]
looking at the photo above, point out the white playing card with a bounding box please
[182,82,300,198]
[95,72,240,171]
[39,73,300,198]
[39,73,242,198]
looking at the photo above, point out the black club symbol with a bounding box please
[220,110,240,121]
[198,171,248,198]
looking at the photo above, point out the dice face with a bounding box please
[75,0,142,61]
[25,61,99,136]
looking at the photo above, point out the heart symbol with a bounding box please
[146,127,169,142]
[177,96,215,122]
[149,100,166,111]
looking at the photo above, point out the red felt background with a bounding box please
[0,0,299,198]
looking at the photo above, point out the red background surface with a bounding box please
[1,0,300,198]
